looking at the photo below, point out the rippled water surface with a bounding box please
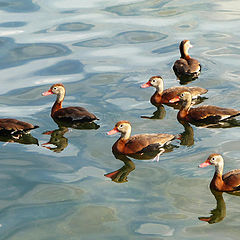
[0,0,240,239]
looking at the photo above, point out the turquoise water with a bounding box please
[0,0,240,239]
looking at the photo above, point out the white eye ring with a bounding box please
[119,124,123,128]
[212,157,215,161]
[152,79,155,83]
[53,87,57,90]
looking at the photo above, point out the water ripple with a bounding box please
[74,30,167,47]
[0,22,27,28]
[0,0,40,13]
[0,37,71,70]
[34,60,84,76]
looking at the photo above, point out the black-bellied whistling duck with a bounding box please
[170,91,240,126]
[42,83,99,125]
[107,120,175,161]
[199,154,240,192]
[173,40,201,80]
[141,76,207,106]
[0,118,38,138]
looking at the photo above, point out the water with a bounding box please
[0,0,240,239]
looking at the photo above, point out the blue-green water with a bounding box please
[0,0,240,239]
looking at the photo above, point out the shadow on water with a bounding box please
[141,105,166,120]
[178,120,195,147]
[42,127,69,153]
[199,187,240,224]
[176,74,200,85]
[105,146,176,183]
[53,118,100,130]
[42,121,100,153]
[0,133,38,146]
[199,188,226,224]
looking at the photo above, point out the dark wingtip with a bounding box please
[33,125,39,129]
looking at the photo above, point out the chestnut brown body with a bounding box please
[199,154,240,192]
[42,83,98,124]
[173,40,201,79]
[0,118,38,136]
[174,92,240,125]
[141,76,207,106]
[108,120,175,156]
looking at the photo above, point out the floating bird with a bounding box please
[173,40,201,82]
[170,91,240,126]
[107,120,175,161]
[141,75,207,106]
[42,83,99,127]
[0,118,38,139]
[199,153,240,192]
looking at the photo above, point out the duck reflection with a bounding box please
[177,74,199,85]
[0,133,39,146]
[202,118,240,129]
[141,105,166,120]
[199,188,226,224]
[178,120,194,147]
[55,120,100,130]
[105,154,135,183]
[42,127,69,153]
[105,146,175,183]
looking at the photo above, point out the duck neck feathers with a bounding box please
[51,91,65,116]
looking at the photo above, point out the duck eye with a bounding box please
[53,87,57,90]
[119,124,123,128]
[212,157,215,161]
[152,79,155,83]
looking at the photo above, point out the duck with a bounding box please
[42,83,98,125]
[0,118,38,138]
[199,153,240,192]
[173,40,201,80]
[141,75,207,106]
[107,120,175,161]
[170,91,240,125]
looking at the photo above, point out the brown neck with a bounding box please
[210,163,224,191]
[51,101,62,117]
[51,91,65,117]
[210,172,224,191]
[178,98,192,120]
[151,91,162,105]
[180,46,190,59]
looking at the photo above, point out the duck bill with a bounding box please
[141,81,151,88]
[41,142,50,146]
[169,96,180,103]
[107,128,119,135]
[198,217,211,222]
[199,159,211,168]
[42,89,53,96]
